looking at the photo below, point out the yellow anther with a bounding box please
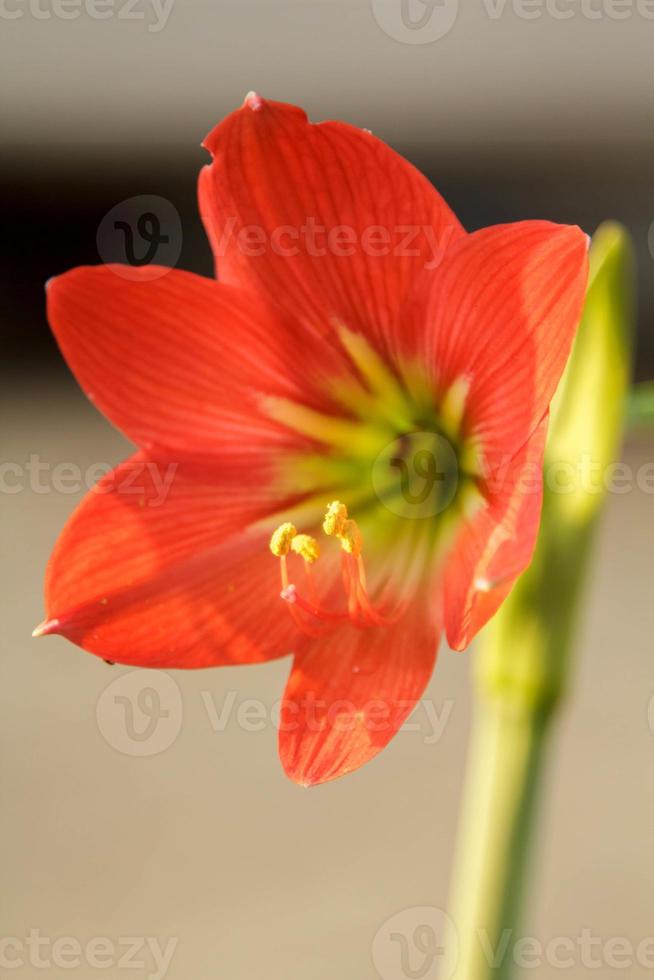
[291,534,320,564]
[322,501,363,556]
[339,519,363,557]
[269,522,297,557]
[323,500,349,538]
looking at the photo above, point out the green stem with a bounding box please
[448,699,550,980]
[445,222,634,980]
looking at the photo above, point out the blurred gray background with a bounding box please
[2,2,654,978]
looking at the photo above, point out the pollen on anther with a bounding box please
[270,522,297,557]
[291,534,320,564]
[323,500,348,538]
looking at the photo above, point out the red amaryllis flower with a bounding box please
[37,95,588,785]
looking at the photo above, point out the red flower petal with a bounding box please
[406,220,588,466]
[443,416,549,650]
[42,453,305,667]
[278,594,439,786]
[47,265,347,460]
[199,95,465,361]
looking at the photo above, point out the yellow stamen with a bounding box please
[268,501,403,633]
[323,500,364,556]
[323,500,349,538]
[269,522,297,557]
[339,519,363,557]
[291,534,320,564]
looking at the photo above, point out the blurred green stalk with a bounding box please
[446,223,634,980]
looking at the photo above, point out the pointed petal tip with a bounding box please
[32,618,61,638]
[243,91,264,111]
[291,775,320,789]
[201,92,266,153]
[284,762,349,788]
[282,762,319,788]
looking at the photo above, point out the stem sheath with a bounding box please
[445,222,634,980]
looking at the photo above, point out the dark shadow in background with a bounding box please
[2,141,652,379]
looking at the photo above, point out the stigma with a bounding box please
[269,501,401,636]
